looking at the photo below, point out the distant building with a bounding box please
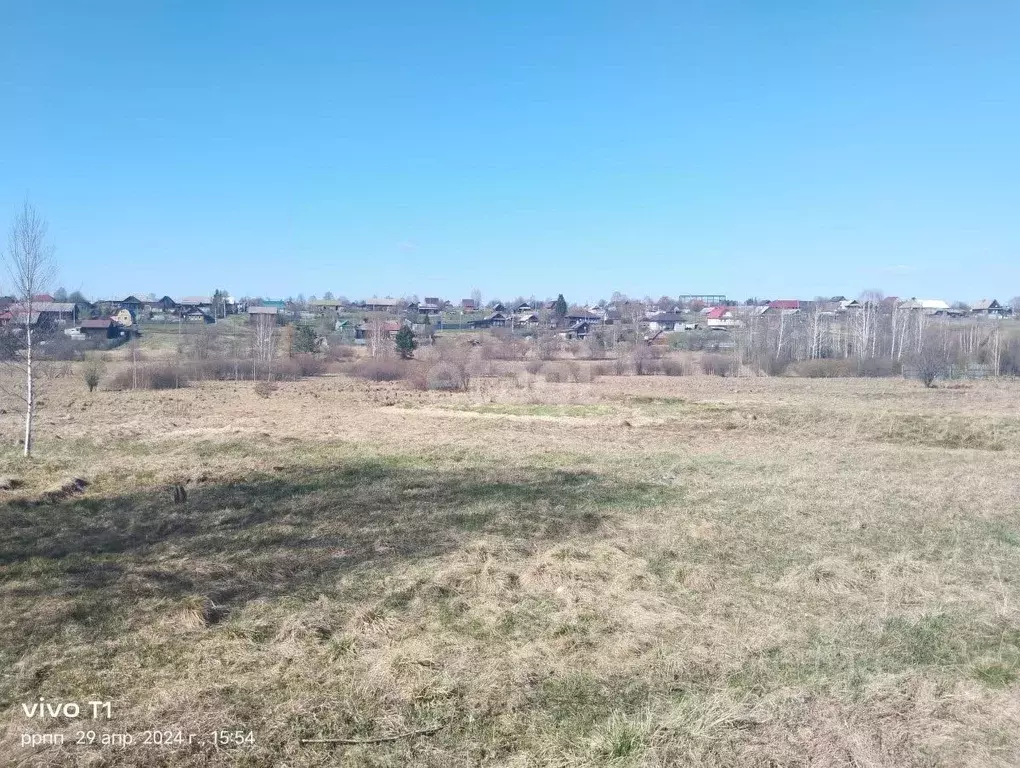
[79,318,119,339]
[765,299,802,313]
[706,306,740,329]
[469,312,507,329]
[248,306,279,318]
[0,301,79,327]
[309,299,343,314]
[972,299,1006,316]
[364,297,399,312]
[645,312,683,332]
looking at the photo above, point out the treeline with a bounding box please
[732,307,1019,378]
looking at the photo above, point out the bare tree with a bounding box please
[912,329,953,388]
[251,314,277,380]
[2,202,57,456]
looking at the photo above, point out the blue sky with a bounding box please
[1,1,1017,303]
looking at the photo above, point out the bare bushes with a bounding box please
[911,343,953,388]
[541,361,593,383]
[423,361,467,390]
[82,356,104,392]
[856,358,902,377]
[110,362,189,390]
[253,381,277,398]
[701,354,734,376]
[630,346,659,375]
[291,353,327,377]
[351,357,408,382]
[661,355,693,376]
[480,334,527,361]
[790,359,858,378]
[789,358,903,378]
[323,343,356,361]
[592,360,624,376]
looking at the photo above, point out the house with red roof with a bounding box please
[765,299,802,313]
[706,306,740,329]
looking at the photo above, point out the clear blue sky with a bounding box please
[2,1,1017,303]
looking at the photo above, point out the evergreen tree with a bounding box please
[394,325,417,359]
[554,294,568,321]
[293,324,317,353]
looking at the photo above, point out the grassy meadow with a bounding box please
[1,355,1019,766]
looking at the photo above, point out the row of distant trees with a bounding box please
[732,297,1020,380]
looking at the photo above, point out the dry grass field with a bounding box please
[2,362,1020,766]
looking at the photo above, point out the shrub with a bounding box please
[352,357,407,382]
[292,353,327,377]
[912,344,952,388]
[790,359,857,378]
[759,357,791,376]
[631,347,656,375]
[272,358,303,380]
[701,354,733,377]
[83,357,104,392]
[541,362,574,383]
[856,357,901,378]
[661,355,691,376]
[111,362,189,390]
[570,361,593,383]
[148,363,189,389]
[324,343,356,361]
[426,361,466,390]
[253,381,277,398]
[482,337,527,361]
[542,363,567,383]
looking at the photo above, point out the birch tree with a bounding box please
[251,313,277,380]
[2,202,57,457]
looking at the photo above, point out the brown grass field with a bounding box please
[2,360,1020,766]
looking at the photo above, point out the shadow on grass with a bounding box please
[0,460,662,649]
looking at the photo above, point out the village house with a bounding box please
[566,310,602,326]
[705,306,740,329]
[560,320,592,340]
[363,297,400,312]
[899,299,951,315]
[355,320,405,340]
[764,299,803,314]
[175,297,214,320]
[460,298,478,312]
[78,317,119,339]
[143,295,177,315]
[645,312,684,332]
[248,305,279,320]
[971,299,1007,316]
[0,301,79,328]
[309,299,343,315]
[180,307,214,323]
[469,312,507,329]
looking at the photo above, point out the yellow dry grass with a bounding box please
[1,367,1019,766]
